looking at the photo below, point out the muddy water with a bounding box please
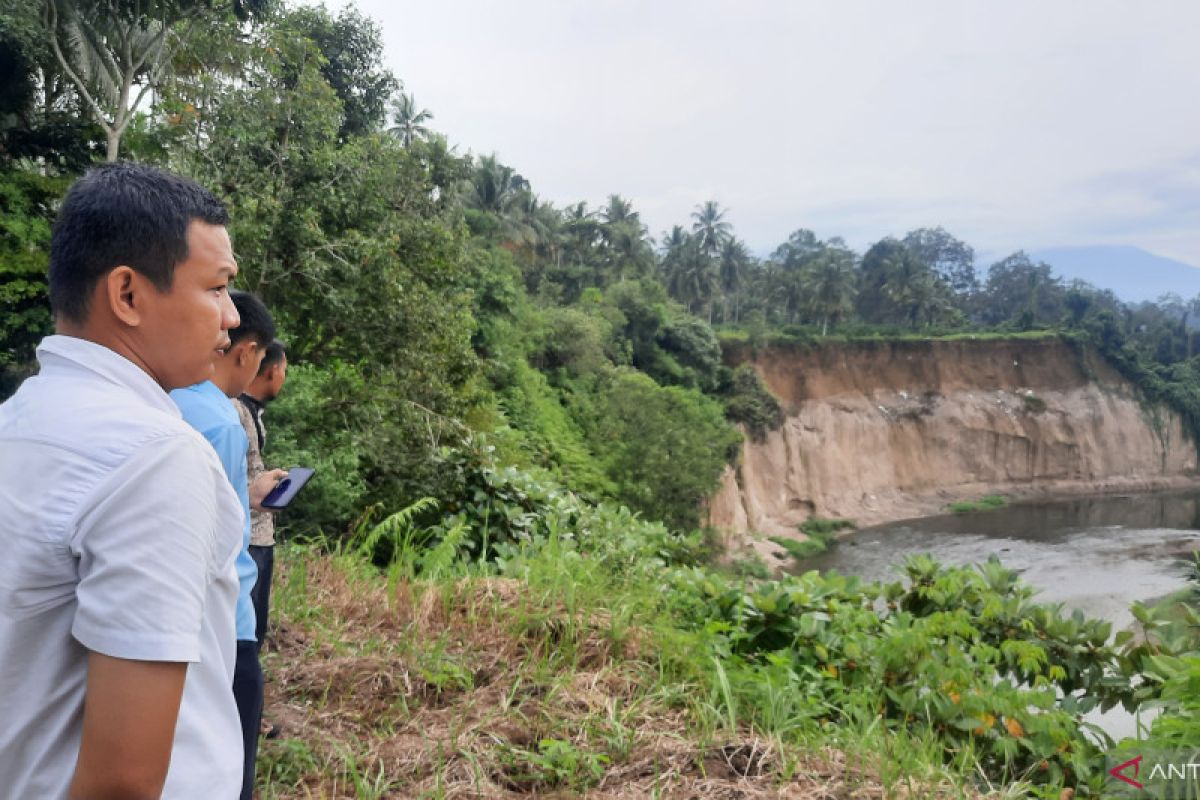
[794,490,1200,739]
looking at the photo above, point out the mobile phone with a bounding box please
[260,467,315,510]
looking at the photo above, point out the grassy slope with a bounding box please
[256,546,997,799]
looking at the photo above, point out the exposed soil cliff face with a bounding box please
[710,338,1199,540]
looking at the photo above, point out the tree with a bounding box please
[661,228,715,317]
[0,169,62,397]
[980,253,1063,327]
[0,1,101,168]
[1062,280,1095,328]
[767,229,828,324]
[577,369,740,530]
[901,227,977,296]
[717,237,750,323]
[800,247,856,334]
[771,228,823,271]
[598,195,652,284]
[42,0,173,161]
[167,16,480,527]
[387,91,432,147]
[287,4,397,138]
[464,153,529,216]
[881,248,957,329]
[856,238,903,324]
[38,0,265,161]
[857,238,956,329]
[691,200,732,258]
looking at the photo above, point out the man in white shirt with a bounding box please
[0,163,259,798]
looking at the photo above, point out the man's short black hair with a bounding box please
[258,339,287,374]
[48,162,230,324]
[229,291,276,349]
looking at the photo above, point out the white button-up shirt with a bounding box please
[0,335,243,799]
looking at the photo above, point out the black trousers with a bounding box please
[249,544,275,648]
[232,639,263,800]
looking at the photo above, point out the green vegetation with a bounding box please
[1023,394,1048,413]
[3,1,1199,796]
[723,364,784,441]
[800,517,858,538]
[255,497,1200,798]
[771,517,857,561]
[946,496,1009,515]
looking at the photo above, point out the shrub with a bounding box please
[667,555,1128,793]
[723,364,784,441]
[946,495,1007,514]
[574,369,742,530]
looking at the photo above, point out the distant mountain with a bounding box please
[1027,245,1200,304]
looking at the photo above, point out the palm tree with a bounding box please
[508,192,556,258]
[562,202,602,266]
[663,234,717,318]
[800,250,857,335]
[661,226,692,302]
[387,91,433,147]
[690,200,732,258]
[718,238,750,324]
[881,249,954,329]
[462,154,537,250]
[599,195,652,284]
[463,154,529,215]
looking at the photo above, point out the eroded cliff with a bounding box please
[710,338,1199,540]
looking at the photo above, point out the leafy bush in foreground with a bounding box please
[667,555,1125,795]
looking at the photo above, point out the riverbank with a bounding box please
[710,338,1200,560]
[739,476,1200,572]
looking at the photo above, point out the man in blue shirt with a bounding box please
[172,291,286,800]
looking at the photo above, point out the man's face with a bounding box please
[221,339,268,398]
[267,355,288,400]
[138,221,239,390]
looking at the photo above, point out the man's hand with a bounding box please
[250,468,290,511]
[69,653,187,800]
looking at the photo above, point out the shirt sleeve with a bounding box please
[236,400,265,484]
[70,434,222,663]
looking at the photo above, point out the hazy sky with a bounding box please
[342,0,1200,265]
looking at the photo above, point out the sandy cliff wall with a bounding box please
[710,338,1199,538]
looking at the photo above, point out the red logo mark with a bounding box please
[1110,755,1144,789]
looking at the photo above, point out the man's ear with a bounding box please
[104,267,144,327]
[234,339,259,368]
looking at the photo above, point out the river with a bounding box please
[793,489,1200,739]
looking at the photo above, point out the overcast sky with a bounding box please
[341,0,1200,265]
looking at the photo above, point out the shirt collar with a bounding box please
[238,393,265,414]
[35,334,182,418]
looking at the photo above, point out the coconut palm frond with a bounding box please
[62,13,122,105]
[59,3,172,106]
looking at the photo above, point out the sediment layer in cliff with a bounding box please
[710,337,1199,539]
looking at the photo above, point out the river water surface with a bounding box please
[794,490,1200,739]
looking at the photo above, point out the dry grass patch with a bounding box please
[259,553,990,799]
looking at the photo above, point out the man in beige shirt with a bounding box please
[237,339,288,648]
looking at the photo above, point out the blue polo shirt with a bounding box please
[171,380,257,642]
